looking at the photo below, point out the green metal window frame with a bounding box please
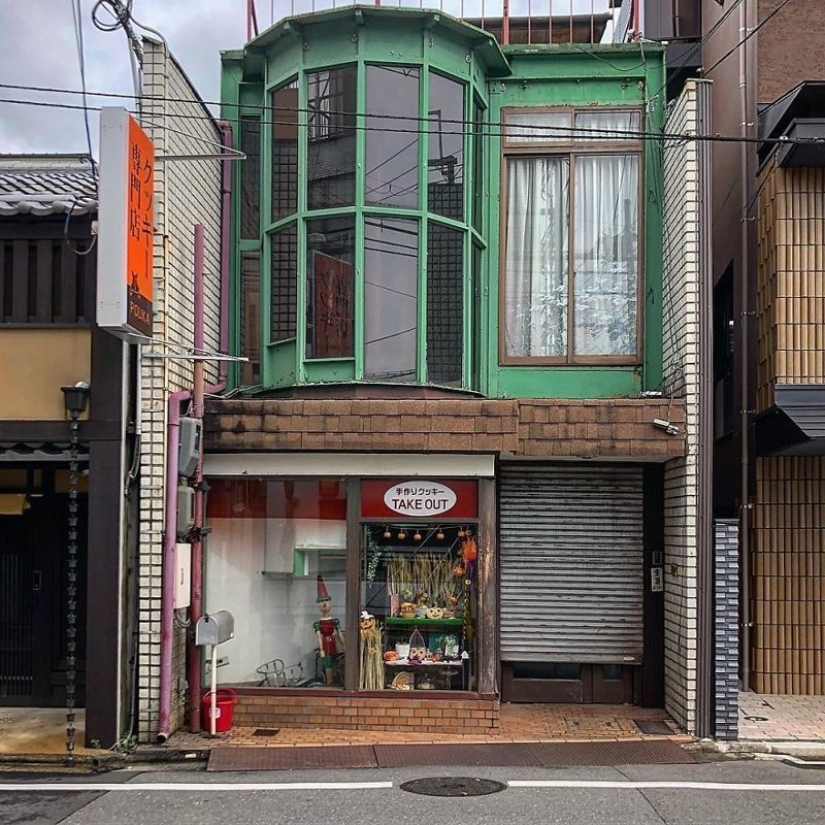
[250,55,485,391]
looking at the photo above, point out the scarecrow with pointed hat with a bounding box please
[313,575,345,685]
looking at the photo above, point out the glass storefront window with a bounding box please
[360,524,477,692]
[365,65,420,209]
[205,479,348,688]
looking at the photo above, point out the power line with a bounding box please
[703,0,796,77]
[69,0,98,189]
[1,93,822,149]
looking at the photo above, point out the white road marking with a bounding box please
[0,781,394,792]
[509,780,825,792]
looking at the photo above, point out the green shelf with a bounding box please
[384,617,464,627]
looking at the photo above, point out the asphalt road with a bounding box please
[3,759,825,825]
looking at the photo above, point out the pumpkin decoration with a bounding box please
[383,650,399,662]
[400,602,417,618]
[426,606,444,620]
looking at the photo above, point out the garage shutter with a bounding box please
[499,463,644,664]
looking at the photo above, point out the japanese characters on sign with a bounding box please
[126,117,154,336]
[97,107,155,341]
[383,482,457,516]
[361,479,478,519]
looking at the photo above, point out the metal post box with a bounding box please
[195,610,235,646]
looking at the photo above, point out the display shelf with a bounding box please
[384,617,464,627]
[384,660,463,667]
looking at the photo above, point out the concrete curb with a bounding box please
[0,749,209,772]
[689,738,825,761]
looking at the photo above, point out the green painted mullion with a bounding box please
[425,213,468,234]
[259,69,272,385]
[462,79,472,390]
[354,58,367,380]
[296,67,309,383]
[418,47,430,384]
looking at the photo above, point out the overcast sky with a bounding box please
[0,0,616,155]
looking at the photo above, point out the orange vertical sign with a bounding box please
[126,115,154,336]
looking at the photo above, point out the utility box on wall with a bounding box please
[174,542,192,609]
[178,417,202,478]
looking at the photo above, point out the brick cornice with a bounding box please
[204,397,686,462]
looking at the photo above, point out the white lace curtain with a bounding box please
[503,146,638,359]
[504,156,570,357]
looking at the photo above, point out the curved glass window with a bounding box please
[428,73,464,221]
[259,61,482,391]
[307,67,357,210]
[364,217,419,382]
[365,66,420,209]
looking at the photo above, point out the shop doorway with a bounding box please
[0,470,87,707]
[501,662,634,703]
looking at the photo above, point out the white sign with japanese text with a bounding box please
[384,481,457,516]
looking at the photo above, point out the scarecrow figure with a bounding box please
[359,611,384,690]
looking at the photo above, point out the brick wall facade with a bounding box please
[204,397,686,462]
[233,694,499,735]
[661,81,703,734]
[137,40,223,742]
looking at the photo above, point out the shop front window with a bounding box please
[205,478,348,689]
[359,479,479,692]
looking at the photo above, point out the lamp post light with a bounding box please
[61,381,90,768]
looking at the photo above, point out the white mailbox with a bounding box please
[195,611,235,647]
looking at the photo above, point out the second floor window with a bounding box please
[501,109,641,363]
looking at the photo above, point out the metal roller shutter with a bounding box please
[499,463,644,664]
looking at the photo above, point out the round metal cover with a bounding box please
[400,777,507,797]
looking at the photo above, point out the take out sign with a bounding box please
[361,479,478,519]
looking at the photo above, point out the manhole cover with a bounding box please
[400,777,507,797]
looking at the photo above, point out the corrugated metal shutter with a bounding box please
[499,464,644,664]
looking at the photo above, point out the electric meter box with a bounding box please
[195,610,235,646]
[177,485,194,537]
[178,417,201,478]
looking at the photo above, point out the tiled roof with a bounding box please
[0,154,97,217]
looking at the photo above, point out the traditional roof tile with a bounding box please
[0,154,97,217]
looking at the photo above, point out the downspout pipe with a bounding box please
[157,123,233,743]
[739,0,754,695]
[186,225,207,733]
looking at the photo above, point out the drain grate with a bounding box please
[400,777,507,797]
[633,719,675,735]
[252,728,280,737]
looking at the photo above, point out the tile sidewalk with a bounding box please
[167,703,691,750]
[738,693,825,742]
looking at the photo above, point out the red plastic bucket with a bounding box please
[201,688,236,733]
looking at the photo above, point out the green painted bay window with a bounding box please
[501,109,642,364]
[259,60,483,390]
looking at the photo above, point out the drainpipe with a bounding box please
[186,225,207,733]
[217,120,233,361]
[158,387,189,743]
[696,80,714,739]
[739,0,754,695]
[157,124,233,742]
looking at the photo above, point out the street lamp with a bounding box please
[61,381,90,767]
